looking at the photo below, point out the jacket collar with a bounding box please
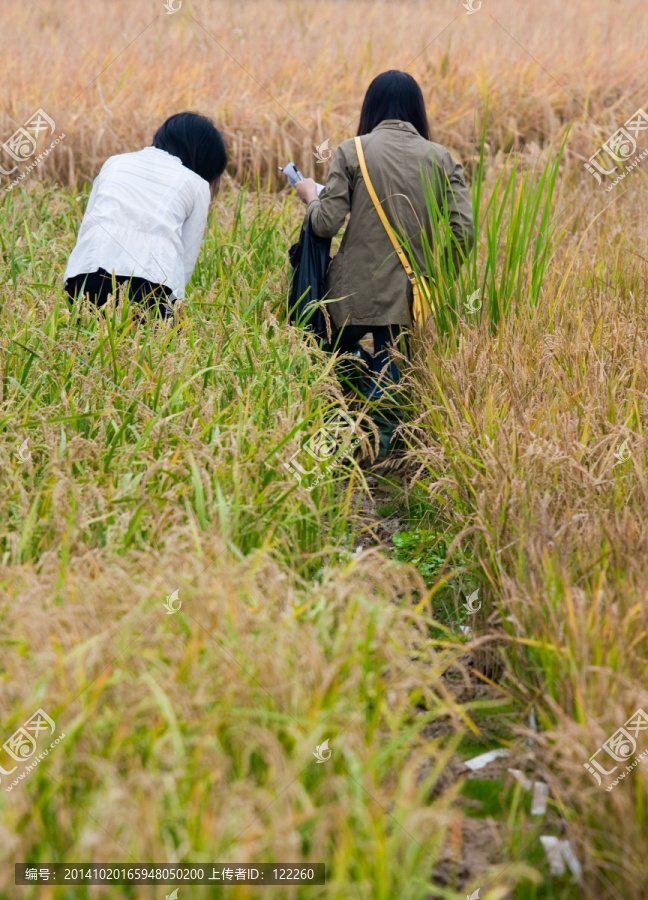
[372,119,421,136]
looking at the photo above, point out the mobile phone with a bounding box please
[279,162,325,195]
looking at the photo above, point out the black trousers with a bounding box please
[328,324,410,460]
[64,269,175,318]
[328,325,409,400]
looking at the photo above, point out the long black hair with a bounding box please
[152,112,227,187]
[357,71,430,140]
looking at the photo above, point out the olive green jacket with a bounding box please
[306,119,474,330]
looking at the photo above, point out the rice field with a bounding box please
[1,1,648,898]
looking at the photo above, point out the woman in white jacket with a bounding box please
[64,111,227,317]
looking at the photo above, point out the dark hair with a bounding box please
[357,71,430,140]
[152,112,227,186]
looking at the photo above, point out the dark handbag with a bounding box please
[288,209,331,340]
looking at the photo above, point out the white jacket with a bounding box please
[64,146,210,299]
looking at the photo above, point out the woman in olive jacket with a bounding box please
[296,70,474,456]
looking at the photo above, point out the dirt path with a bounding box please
[350,472,537,898]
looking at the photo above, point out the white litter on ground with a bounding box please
[531,780,549,815]
[540,836,565,875]
[464,748,511,770]
[508,768,533,790]
[559,840,583,882]
[540,836,583,883]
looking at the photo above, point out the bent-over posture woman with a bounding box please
[64,112,227,317]
[295,70,474,458]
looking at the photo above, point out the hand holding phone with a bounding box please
[279,162,324,195]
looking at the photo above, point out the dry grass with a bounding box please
[0,183,526,899]
[0,540,479,899]
[1,0,647,188]
[2,1,648,897]
[403,173,648,896]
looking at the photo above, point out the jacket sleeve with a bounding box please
[443,151,474,261]
[305,144,352,239]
